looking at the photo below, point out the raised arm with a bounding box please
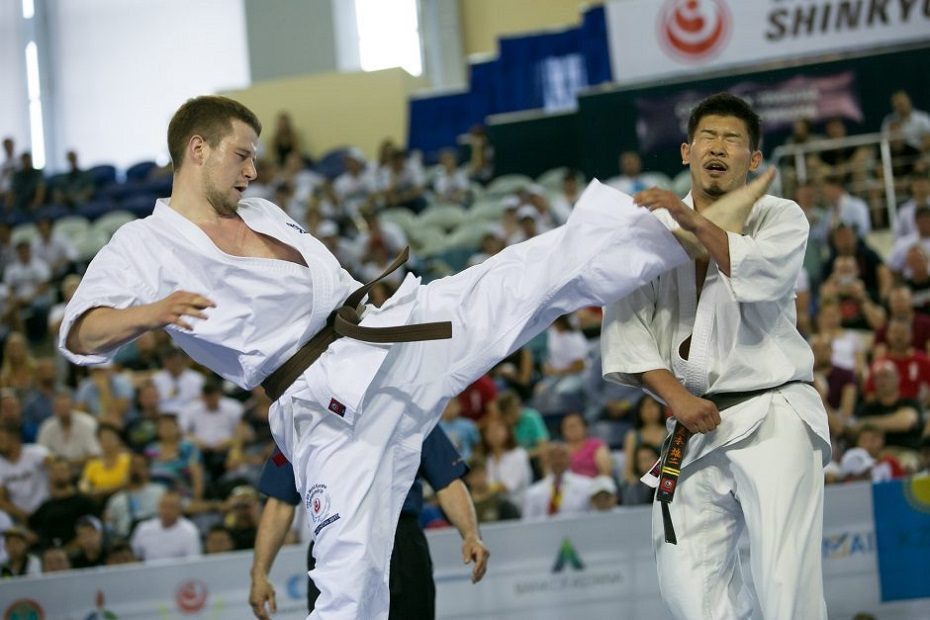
[65,291,215,356]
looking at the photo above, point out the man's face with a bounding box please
[892,92,912,117]
[682,114,761,200]
[546,444,570,475]
[201,120,258,217]
[874,366,899,396]
[48,459,72,486]
[158,494,182,526]
[889,288,913,316]
[76,524,102,552]
[620,151,641,176]
[53,394,73,419]
[887,322,911,350]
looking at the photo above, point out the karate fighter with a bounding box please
[602,93,831,619]
[59,96,773,619]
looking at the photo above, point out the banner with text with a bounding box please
[606,0,930,85]
[1,484,928,619]
[634,71,863,153]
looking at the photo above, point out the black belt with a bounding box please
[656,380,809,545]
[261,247,452,402]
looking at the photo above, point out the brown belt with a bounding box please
[261,247,452,402]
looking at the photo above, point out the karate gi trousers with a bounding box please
[270,180,688,619]
[653,389,829,620]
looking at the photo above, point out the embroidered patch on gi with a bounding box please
[661,478,677,493]
[306,484,341,535]
[328,398,346,417]
[286,221,307,234]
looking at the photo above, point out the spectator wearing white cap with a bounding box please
[466,228,506,268]
[522,442,592,520]
[150,347,205,415]
[333,149,377,219]
[589,475,619,511]
[315,220,359,274]
[432,149,471,206]
[1,525,41,577]
[839,448,878,482]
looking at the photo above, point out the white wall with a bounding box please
[0,0,31,152]
[46,0,251,171]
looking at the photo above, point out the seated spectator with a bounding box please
[466,230,506,268]
[607,150,649,195]
[240,157,276,201]
[275,150,321,206]
[622,394,668,484]
[115,331,164,380]
[104,539,138,565]
[511,206,541,244]
[819,255,885,331]
[37,389,100,473]
[21,357,57,443]
[204,524,235,554]
[902,246,930,314]
[79,423,131,499]
[588,475,619,512]
[855,424,906,480]
[178,377,243,484]
[130,490,201,562]
[865,319,930,404]
[32,216,77,279]
[75,362,135,426]
[333,150,377,218]
[0,525,40,577]
[0,332,36,392]
[125,381,164,452]
[481,418,533,507]
[810,333,858,437]
[857,360,923,453]
[819,117,858,171]
[29,456,97,549]
[316,219,359,274]
[432,148,471,205]
[438,398,479,463]
[497,390,549,464]
[560,412,612,479]
[103,453,165,539]
[520,185,561,230]
[822,176,871,236]
[814,298,867,376]
[269,111,300,166]
[379,150,427,213]
[150,347,205,415]
[0,421,49,522]
[218,388,274,494]
[5,151,45,213]
[223,484,259,550]
[533,315,589,417]
[40,545,71,573]
[0,137,18,199]
[522,442,592,520]
[823,221,889,300]
[873,286,930,355]
[145,413,205,501]
[796,182,830,290]
[4,241,52,343]
[50,149,93,208]
[889,206,930,281]
[887,121,923,183]
[456,375,498,423]
[463,457,520,523]
[894,167,930,240]
[882,90,930,150]
[466,124,494,184]
[550,169,582,220]
[621,444,660,506]
[69,515,107,569]
[584,352,643,449]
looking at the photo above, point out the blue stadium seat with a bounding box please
[120,194,157,218]
[77,199,118,221]
[314,147,352,180]
[125,160,158,183]
[87,164,117,188]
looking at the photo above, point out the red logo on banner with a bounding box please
[658,0,731,62]
[176,580,208,614]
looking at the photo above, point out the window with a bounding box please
[354,0,422,76]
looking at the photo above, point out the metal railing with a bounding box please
[771,132,901,228]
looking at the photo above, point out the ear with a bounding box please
[188,135,207,166]
[749,150,763,172]
[680,142,691,166]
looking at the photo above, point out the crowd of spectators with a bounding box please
[1,90,929,580]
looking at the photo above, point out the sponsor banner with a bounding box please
[0,483,927,619]
[606,0,930,85]
[634,71,862,153]
[872,476,930,601]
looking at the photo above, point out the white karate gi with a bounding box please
[60,181,687,619]
[602,193,832,620]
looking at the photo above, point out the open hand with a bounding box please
[145,291,215,331]
[462,535,490,583]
